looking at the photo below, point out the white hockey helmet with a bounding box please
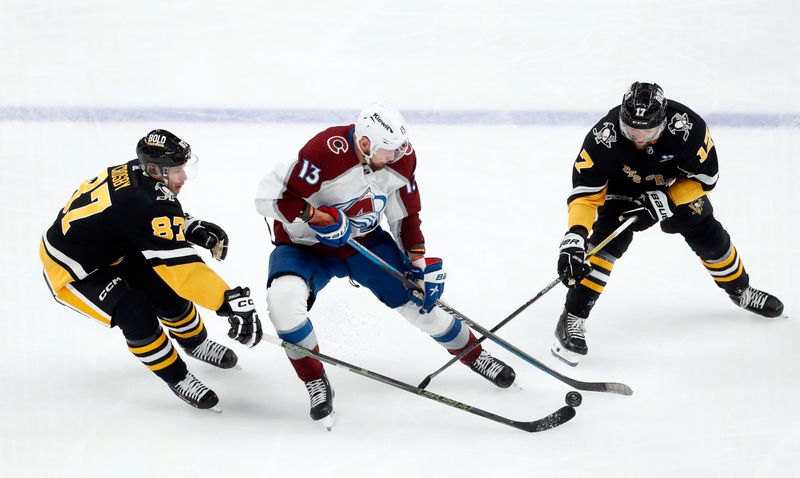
[354,102,410,164]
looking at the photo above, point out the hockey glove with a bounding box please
[217,287,262,348]
[185,214,229,261]
[309,206,352,248]
[557,229,592,287]
[407,258,446,314]
[619,190,674,232]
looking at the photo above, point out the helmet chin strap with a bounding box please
[356,136,375,166]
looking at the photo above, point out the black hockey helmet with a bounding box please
[619,82,668,129]
[136,129,193,178]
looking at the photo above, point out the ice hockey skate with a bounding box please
[729,286,785,318]
[551,309,588,367]
[305,373,335,430]
[468,350,516,388]
[182,338,240,370]
[169,372,220,412]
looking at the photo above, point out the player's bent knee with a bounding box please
[113,291,159,340]
[267,275,310,330]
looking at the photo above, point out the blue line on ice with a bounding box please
[2,106,799,128]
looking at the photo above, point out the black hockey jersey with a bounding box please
[40,160,229,311]
[567,101,719,232]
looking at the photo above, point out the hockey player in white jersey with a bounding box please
[255,102,515,426]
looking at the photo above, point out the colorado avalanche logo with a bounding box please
[592,122,617,149]
[336,188,387,233]
[668,113,693,141]
[327,136,349,155]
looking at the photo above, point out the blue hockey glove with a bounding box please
[310,206,352,248]
[408,258,446,313]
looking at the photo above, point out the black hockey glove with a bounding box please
[618,190,674,232]
[557,228,592,287]
[185,214,229,261]
[217,287,262,348]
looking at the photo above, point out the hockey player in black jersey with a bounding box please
[39,129,263,409]
[553,82,784,366]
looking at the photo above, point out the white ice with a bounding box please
[1,1,798,477]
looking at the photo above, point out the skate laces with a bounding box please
[738,287,768,310]
[189,339,228,366]
[305,378,328,408]
[173,373,209,401]
[471,351,505,380]
[566,314,587,340]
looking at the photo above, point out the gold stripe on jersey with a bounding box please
[40,239,76,292]
[127,329,179,371]
[55,284,113,326]
[160,304,205,339]
[152,262,228,312]
[567,187,607,232]
[667,179,706,206]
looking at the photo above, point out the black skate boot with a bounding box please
[468,350,516,388]
[729,286,784,318]
[304,373,335,429]
[182,338,238,369]
[169,372,220,411]
[551,309,588,367]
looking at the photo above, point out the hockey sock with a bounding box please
[126,327,187,384]
[277,318,324,382]
[578,250,617,294]
[449,330,483,364]
[700,244,749,293]
[159,303,207,349]
[397,302,478,360]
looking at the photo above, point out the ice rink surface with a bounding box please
[1,1,798,477]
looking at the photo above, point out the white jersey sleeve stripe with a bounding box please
[142,247,199,261]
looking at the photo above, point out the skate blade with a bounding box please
[320,411,336,431]
[551,342,581,367]
[208,405,223,413]
[231,364,243,371]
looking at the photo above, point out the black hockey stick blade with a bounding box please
[513,406,576,433]
[264,334,576,433]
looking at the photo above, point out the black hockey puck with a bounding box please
[565,391,582,407]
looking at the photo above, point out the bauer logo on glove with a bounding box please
[408,257,446,313]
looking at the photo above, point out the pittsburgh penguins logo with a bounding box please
[688,197,705,215]
[592,122,617,149]
[326,136,349,155]
[154,182,176,201]
[668,112,693,141]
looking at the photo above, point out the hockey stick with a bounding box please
[348,238,634,396]
[262,333,576,433]
[417,216,637,389]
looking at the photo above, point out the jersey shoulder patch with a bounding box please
[591,121,617,149]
